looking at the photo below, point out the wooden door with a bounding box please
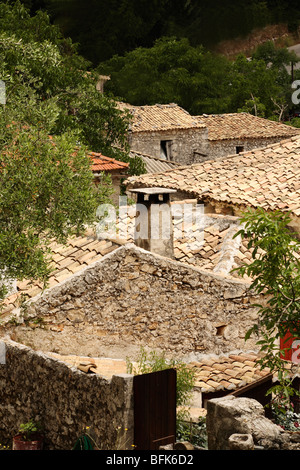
[133,368,177,450]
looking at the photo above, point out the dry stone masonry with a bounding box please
[0,339,134,450]
[7,244,260,357]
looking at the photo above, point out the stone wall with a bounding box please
[204,137,284,162]
[129,130,285,166]
[14,244,260,357]
[129,128,209,166]
[0,339,134,450]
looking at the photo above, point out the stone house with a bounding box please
[125,135,300,235]
[119,102,208,165]
[196,112,300,161]
[1,227,259,357]
[1,201,299,448]
[119,102,300,165]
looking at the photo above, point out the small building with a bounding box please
[119,102,208,165]
[196,112,300,161]
[125,135,300,235]
[119,102,300,165]
[89,151,129,204]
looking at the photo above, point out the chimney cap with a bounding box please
[128,187,177,195]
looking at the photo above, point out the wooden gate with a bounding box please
[133,368,177,450]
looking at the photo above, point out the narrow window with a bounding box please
[160,140,173,160]
[236,146,244,154]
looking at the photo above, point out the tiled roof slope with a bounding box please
[119,102,206,132]
[129,149,181,174]
[106,204,256,278]
[126,135,300,216]
[1,230,122,316]
[47,351,271,395]
[198,113,300,141]
[172,213,254,277]
[1,211,254,317]
[188,352,271,393]
[47,353,128,379]
[89,152,129,172]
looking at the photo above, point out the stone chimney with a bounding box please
[129,187,177,258]
[96,75,111,93]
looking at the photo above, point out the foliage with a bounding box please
[228,52,294,120]
[0,2,138,300]
[126,347,196,441]
[99,37,232,115]
[233,208,300,406]
[9,1,299,120]
[176,416,207,449]
[18,419,43,441]
[272,404,300,431]
[0,124,108,295]
[98,36,297,119]
[39,0,300,65]
[285,117,300,128]
[0,2,131,158]
[126,347,196,409]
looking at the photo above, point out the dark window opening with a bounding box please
[160,140,173,160]
[216,325,227,336]
[236,146,244,154]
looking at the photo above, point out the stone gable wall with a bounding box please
[20,245,260,356]
[0,339,134,450]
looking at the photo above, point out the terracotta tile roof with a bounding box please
[89,151,129,172]
[172,212,254,277]
[129,149,181,173]
[198,113,300,141]
[126,135,300,217]
[1,210,252,318]
[46,353,128,379]
[46,351,271,394]
[188,352,271,393]
[118,102,206,132]
[1,229,123,317]
[104,203,256,278]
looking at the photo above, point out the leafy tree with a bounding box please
[98,37,232,115]
[226,52,294,119]
[252,41,298,72]
[42,0,171,64]
[0,2,132,157]
[98,36,298,118]
[0,2,133,300]
[233,208,300,409]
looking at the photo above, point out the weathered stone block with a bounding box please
[206,395,284,450]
